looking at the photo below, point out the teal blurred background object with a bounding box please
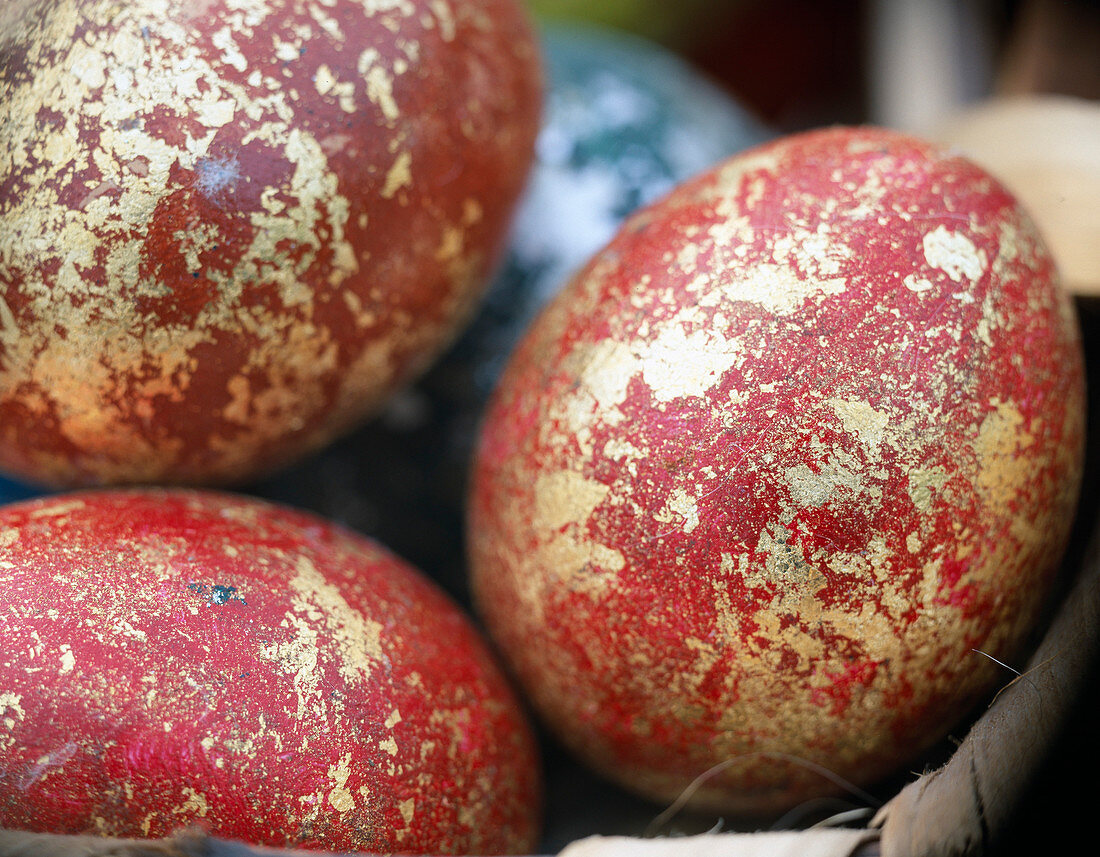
[0,476,40,505]
[468,22,772,397]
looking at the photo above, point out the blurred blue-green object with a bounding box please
[469,22,772,394]
[246,22,773,603]
[0,475,42,505]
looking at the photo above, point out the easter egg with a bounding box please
[467,126,1086,816]
[0,0,540,487]
[0,489,540,853]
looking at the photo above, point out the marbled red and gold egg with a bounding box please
[0,489,540,853]
[0,0,540,487]
[469,126,1086,816]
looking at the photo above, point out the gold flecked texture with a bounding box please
[469,127,1086,816]
[0,489,541,852]
[0,0,541,486]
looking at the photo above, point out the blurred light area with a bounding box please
[868,0,996,133]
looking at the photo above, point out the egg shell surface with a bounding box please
[0,0,540,487]
[468,126,1087,816]
[0,489,540,853]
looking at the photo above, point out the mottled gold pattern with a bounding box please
[470,127,1086,816]
[0,490,541,851]
[0,0,541,487]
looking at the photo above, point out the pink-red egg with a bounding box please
[469,126,1086,816]
[0,489,540,853]
[0,0,540,487]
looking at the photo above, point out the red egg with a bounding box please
[0,0,540,487]
[468,127,1086,816]
[0,490,540,853]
